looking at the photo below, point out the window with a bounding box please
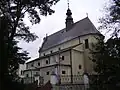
[46,60,48,64]
[61,56,64,60]
[21,70,23,75]
[26,74,29,77]
[62,70,66,74]
[44,53,45,56]
[85,39,89,49]
[46,59,50,64]
[50,50,53,53]
[46,71,49,75]
[36,72,39,75]
[58,47,61,50]
[38,62,40,66]
[31,63,34,67]
[79,65,82,69]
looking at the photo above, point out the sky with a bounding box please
[18,0,109,61]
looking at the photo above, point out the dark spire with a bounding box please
[65,0,73,31]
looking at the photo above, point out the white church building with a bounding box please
[22,6,103,86]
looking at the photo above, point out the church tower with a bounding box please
[65,0,74,31]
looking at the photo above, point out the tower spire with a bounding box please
[66,0,73,31]
[67,0,69,8]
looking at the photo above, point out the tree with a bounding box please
[0,0,60,72]
[90,37,120,90]
[2,40,30,90]
[7,40,30,80]
[99,0,120,37]
[0,16,30,90]
[0,0,60,42]
[90,0,120,89]
[0,0,60,89]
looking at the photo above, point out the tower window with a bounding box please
[79,65,82,69]
[62,70,66,74]
[85,39,89,49]
[38,62,40,66]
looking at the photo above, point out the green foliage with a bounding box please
[8,40,30,80]
[90,37,120,90]
[99,0,120,37]
[0,17,30,90]
[0,0,60,89]
[91,1,120,89]
[0,0,60,42]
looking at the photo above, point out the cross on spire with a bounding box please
[86,13,88,17]
[67,0,69,8]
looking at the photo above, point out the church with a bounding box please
[23,6,103,85]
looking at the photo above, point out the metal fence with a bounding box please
[23,76,44,85]
[23,74,98,89]
[24,77,34,84]
[51,75,89,90]
[52,84,89,90]
[60,75,84,84]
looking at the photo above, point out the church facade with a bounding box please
[23,8,103,85]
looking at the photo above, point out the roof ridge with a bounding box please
[47,28,65,38]
[73,17,89,25]
[47,17,89,38]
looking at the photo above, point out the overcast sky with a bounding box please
[18,0,109,61]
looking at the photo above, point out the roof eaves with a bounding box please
[26,58,39,64]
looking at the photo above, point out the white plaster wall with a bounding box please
[24,34,101,84]
[79,34,101,74]
[40,38,80,57]
[71,49,84,75]
[59,51,71,65]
